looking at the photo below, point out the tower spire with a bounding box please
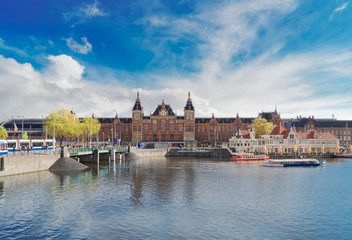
[184,91,194,111]
[132,91,142,111]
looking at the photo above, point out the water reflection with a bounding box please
[1,158,352,239]
[0,181,3,197]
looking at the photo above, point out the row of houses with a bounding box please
[229,125,340,154]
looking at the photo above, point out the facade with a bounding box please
[229,125,339,154]
[98,92,252,146]
[287,116,352,147]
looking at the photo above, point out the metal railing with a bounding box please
[68,146,128,156]
[6,149,60,157]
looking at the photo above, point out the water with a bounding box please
[0,158,352,239]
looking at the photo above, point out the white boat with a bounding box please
[264,159,325,167]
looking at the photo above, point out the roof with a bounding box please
[132,92,143,111]
[258,112,275,122]
[97,118,132,124]
[184,92,195,111]
[195,117,253,124]
[270,125,287,135]
[289,117,352,128]
[151,104,175,116]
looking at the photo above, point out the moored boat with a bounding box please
[334,153,352,158]
[230,154,269,161]
[263,159,325,167]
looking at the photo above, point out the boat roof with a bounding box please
[269,159,319,162]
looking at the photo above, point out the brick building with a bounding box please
[97,92,251,146]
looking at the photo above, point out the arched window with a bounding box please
[153,120,157,131]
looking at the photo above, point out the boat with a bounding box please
[263,159,325,167]
[230,154,269,161]
[334,153,352,158]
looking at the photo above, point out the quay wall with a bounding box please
[165,148,232,158]
[127,148,168,160]
[0,154,60,177]
[268,153,334,159]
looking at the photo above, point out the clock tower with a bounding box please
[132,91,143,145]
[184,91,195,142]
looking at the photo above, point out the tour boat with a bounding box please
[263,159,325,167]
[230,154,269,161]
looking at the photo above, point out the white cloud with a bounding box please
[65,37,92,54]
[43,55,85,89]
[329,2,349,20]
[0,38,28,57]
[63,1,108,26]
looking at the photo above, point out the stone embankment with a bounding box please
[268,153,334,159]
[0,154,60,177]
[127,148,168,160]
[165,148,232,158]
[127,148,232,159]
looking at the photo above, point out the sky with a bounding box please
[1,0,352,120]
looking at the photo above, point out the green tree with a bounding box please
[44,109,80,146]
[252,117,274,138]
[79,116,101,147]
[23,131,28,140]
[0,126,8,139]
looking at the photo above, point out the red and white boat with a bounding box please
[230,154,269,161]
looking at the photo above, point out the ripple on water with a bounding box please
[0,160,352,239]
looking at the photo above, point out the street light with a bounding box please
[89,116,92,148]
[17,115,24,138]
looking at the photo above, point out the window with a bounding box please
[161,120,166,131]
[161,134,165,141]
[170,121,174,131]
[178,125,183,131]
[153,134,158,141]
[178,134,183,141]
[144,125,148,131]
[170,134,174,141]
[153,120,157,131]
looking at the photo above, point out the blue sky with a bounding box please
[1,0,352,119]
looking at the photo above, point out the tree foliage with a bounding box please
[44,109,80,145]
[0,126,8,139]
[43,109,101,146]
[80,117,101,145]
[252,117,274,138]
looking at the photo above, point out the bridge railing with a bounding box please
[68,146,128,156]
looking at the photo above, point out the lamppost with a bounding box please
[96,123,98,148]
[17,115,24,138]
[111,127,113,146]
[89,116,92,148]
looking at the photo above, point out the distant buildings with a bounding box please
[229,125,339,154]
[1,92,351,148]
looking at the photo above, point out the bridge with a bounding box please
[66,146,129,163]
[68,146,128,157]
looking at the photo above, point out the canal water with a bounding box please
[0,158,352,239]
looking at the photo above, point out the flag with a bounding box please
[14,122,18,132]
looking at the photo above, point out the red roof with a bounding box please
[241,130,250,139]
[269,128,338,140]
[270,125,287,135]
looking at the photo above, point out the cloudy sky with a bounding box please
[1,0,352,120]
